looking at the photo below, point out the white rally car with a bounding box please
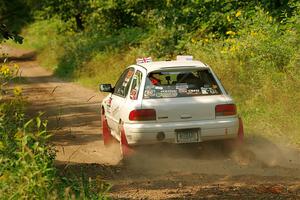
[100,56,244,156]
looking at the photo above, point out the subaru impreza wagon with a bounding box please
[99,56,244,156]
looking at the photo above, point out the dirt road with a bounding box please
[4,46,300,199]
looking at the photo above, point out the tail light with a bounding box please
[215,104,237,116]
[129,109,156,121]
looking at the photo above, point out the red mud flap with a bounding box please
[224,117,244,150]
[120,124,135,157]
[237,117,244,144]
[101,114,113,146]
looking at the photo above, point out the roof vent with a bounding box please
[176,55,193,61]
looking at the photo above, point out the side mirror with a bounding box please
[99,84,114,93]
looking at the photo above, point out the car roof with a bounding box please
[136,60,208,72]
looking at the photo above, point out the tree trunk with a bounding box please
[75,14,84,31]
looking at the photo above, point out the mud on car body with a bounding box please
[99,56,244,156]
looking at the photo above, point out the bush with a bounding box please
[0,61,55,198]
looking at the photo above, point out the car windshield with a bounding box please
[143,69,222,99]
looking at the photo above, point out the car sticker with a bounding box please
[212,84,218,89]
[155,86,163,90]
[187,89,201,95]
[123,70,134,86]
[201,87,208,94]
[105,97,112,113]
[126,70,134,79]
[144,88,156,98]
[201,87,217,94]
[156,89,178,98]
[106,97,112,107]
[176,83,188,93]
[130,88,137,100]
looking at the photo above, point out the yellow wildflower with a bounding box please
[13,86,22,96]
[226,31,236,36]
[227,15,231,22]
[0,64,10,76]
[250,31,257,37]
[229,45,239,52]
[221,48,228,54]
[235,10,242,17]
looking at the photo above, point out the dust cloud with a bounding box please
[122,137,300,178]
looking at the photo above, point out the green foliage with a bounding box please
[54,27,145,79]
[186,5,300,142]
[41,0,92,31]
[0,0,35,43]
[0,0,33,34]
[0,115,56,199]
[58,172,111,199]
[0,60,55,198]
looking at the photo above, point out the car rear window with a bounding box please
[143,69,222,99]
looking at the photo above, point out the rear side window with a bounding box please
[130,70,143,100]
[143,69,221,99]
[114,68,134,97]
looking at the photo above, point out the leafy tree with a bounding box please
[41,0,93,31]
[0,0,32,33]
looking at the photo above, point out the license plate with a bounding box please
[176,128,199,143]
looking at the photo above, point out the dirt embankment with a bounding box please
[3,45,300,199]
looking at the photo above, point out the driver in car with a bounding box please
[149,73,161,85]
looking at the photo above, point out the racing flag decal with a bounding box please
[136,57,152,64]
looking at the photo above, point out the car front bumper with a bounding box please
[123,117,239,145]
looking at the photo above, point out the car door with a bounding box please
[108,67,135,134]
